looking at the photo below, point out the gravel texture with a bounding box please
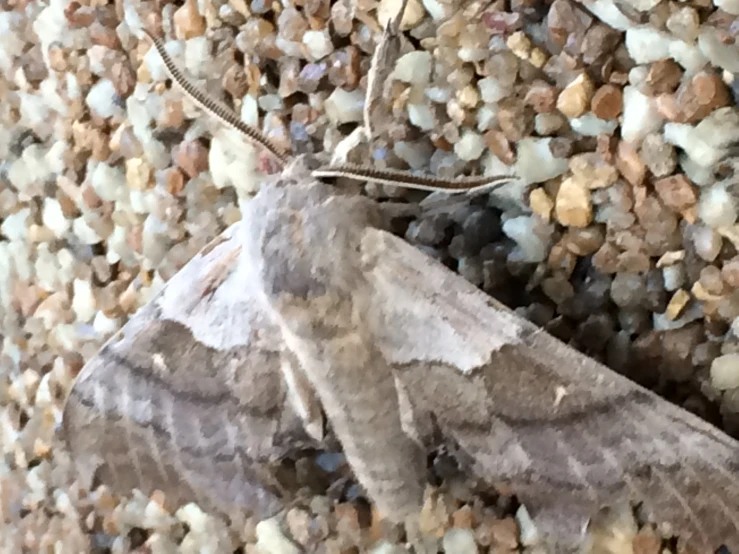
[1,0,738,551]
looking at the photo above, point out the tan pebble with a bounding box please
[569,152,618,189]
[529,188,554,222]
[691,281,724,302]
[377,0,425,30]
[529,47,548,68]
[666,289,690,320]
[175,140,209,178]
[656,250,685,267]
[174,0,206,39]
[484,516,519,549]
[125,157,153,190]
[653,174,697,213]
[507,31,532,59]
[451,505,475,528]
[590,84,623,120]
[419,488,451,537]
[645,59,683,95]
[615,140,646,186]
[556,72,595,118]
[556,177,592,227]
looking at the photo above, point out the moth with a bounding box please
[62,3,739,552]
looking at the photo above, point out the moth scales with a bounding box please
[62,3,739,553]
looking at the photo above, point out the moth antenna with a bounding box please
[311,164,516,194]
[142,28,291,166]
[363,0,409,138]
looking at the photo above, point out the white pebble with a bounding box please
[303,30,333,60]
[569,114,618,136]
[93,310,120,337]
[711,354,739,390]
[478,76,513,104]
[515,138,568,185]
[698,185,737,228]
[408,103,435,131]
[585,0,632,30]
[42,198,70,238]
[454,130,485,161]
[324,88,365,124]
[714,0,739,14]
[692,226,722,261]
[394,51,432,85]
[72,278,96,322]
[73,217,102,245]
[255,518,301,554]
[1,208,30,241]
[621,86,663,144]
[503,215,553,263]
[442,528,477,553]
[516,505,541,546]
[699,27,739,72]
[86,79,121,119]
[625,26,673,64]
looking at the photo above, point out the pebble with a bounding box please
[454,130,485,161]
[653,174,697,213]
[515,138,569,185]
[394,51,432,85]
[620,86,663,143]
[590,84,622,120]
[556,177,592,227]
[698,185,737,228]
[324,88,365,123]
[503,215,554,263]
[441,528,477,553]
[529,188,554,222]
[615,140,646,187]
[556,72,595,118]
[711,354,739,390]
[639,133,677,177]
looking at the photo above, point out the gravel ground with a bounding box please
[1,0,738,551]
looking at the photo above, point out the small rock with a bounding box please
[671,70,731,124]
[590,84,623,120]
[173,0,206,39]
[524,81,558,113]
[377,0,426,29]
[569,152,619,189]
[556,72,595,118]
[324,88,365,123]
[255,518,301,554]
[529,188,554,222]
[556,177,592,227]
[656,250,685,267]
[516,138,569,185]
[484,130,515,165]
[653,174,697,213]
[621,85,663,143]
[665,289,690,320]
[394,51,432,85]
[502,215,553,263]
[454,130,486,161]
[666,7,700,43]
[639,133,677,177]
[303,30,333,60]
[442,528,477,554]
[645,59,683,95]
[615,140,646,186]
[699,185,737,227]
[711,354,739,390]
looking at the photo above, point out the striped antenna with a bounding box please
[142,28,291,166]
[312,164,516,194]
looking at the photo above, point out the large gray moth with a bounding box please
[62,4,739,553]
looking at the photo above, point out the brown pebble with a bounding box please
[615,140,646,186]
[175,140,209,178]
[451,505,475,528]
[590,84,623,120]
[524,81,558,113]
[722,258,739,288]
[672,70,731,123]
[653,174,697,213]
[632,526,661,554]
[478,516,519,550]
[645,58,683,95]
[484,129,515,165]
